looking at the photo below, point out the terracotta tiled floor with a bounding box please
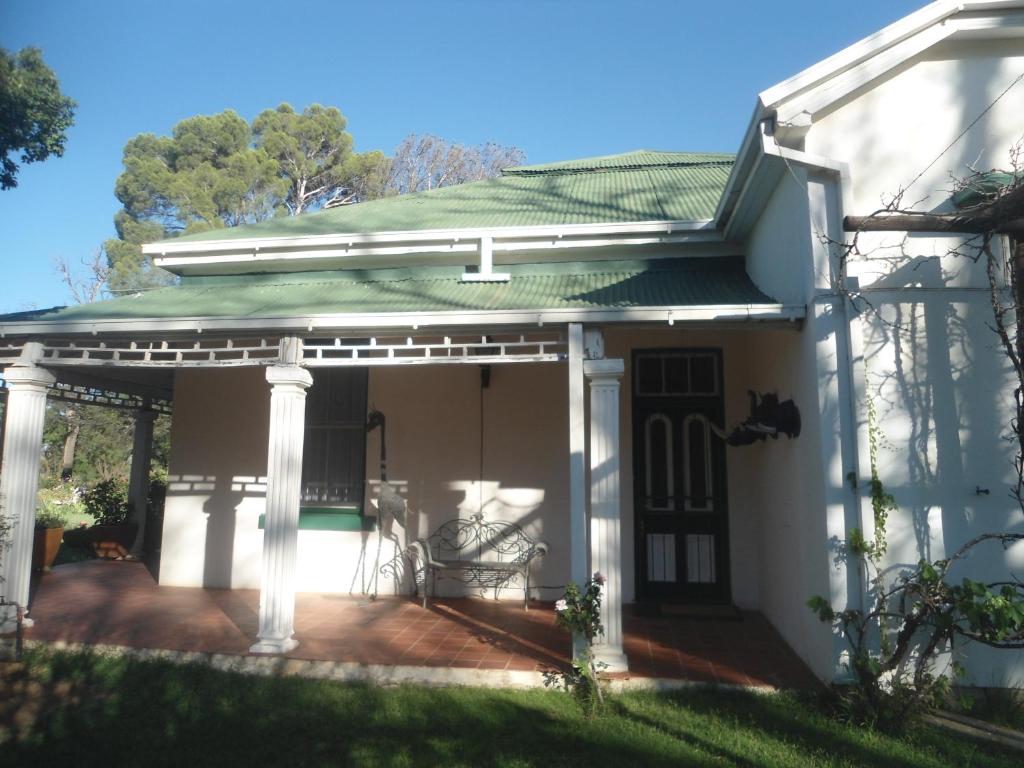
[24,560,818,688]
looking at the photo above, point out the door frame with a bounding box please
[631,347,732,604]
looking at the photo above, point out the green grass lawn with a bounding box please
[954,688,1024,733]
[0,647,1018,768]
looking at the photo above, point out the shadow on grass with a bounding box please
[1,649,1019,768]
[611,688,1014,768]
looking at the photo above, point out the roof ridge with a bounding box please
[504,160,734,177]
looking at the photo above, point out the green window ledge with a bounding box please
[257,506,376,532]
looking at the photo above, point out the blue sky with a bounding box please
[0,0,923,313]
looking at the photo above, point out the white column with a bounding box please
[567,324,588,656]
[0,365,55,632]
[250,364,312,654]
[585,358,628,672]
[128,408,158,559]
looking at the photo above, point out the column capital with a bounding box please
[1,365,55,390]
[583,358,624,382]
[266,364,312,390]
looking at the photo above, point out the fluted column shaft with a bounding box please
[251,364,312,654]
[584,358,627,671]
[0,365,55,632]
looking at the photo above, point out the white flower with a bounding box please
[555,599,568,612]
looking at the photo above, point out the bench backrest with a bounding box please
[428,515,537,565]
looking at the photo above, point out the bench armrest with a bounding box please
[407,539,443,569]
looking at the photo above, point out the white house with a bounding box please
[2,0,1023,683]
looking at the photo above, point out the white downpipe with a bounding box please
[757,121,874,623]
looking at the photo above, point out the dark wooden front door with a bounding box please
[633,349,730,603]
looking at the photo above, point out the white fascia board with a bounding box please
[145,219,716,258]
[711,106,766,226]
[765,3,1024,127]
[774,22,957,128]
[152,229,725,272]
[0,304,805,338]
[719,121,851,240]
[760,1,973,110]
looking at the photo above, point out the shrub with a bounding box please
[546,573,609,715]
[81,479,130,526]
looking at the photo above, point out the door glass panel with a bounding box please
[644,414,674,510]
[646,533,677,582]
[637,355,663,395]
[684,415,713,512]
[664,355,689,393]
[686,534,716,583]
[689,355,717,394]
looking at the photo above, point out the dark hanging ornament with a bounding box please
[726,391,801,446]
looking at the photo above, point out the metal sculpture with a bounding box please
[366,409,407,598]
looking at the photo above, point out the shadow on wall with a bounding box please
[165,474,267,588]
[368,478,549,599]
[861,253,1021,577]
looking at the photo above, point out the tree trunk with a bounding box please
[61,414,80,481]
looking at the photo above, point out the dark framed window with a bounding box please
[635,352,719,397]
[301,368,368,506]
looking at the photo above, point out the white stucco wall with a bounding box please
[160,362,572,599]
[745,166,815,307]
[809,38,1023,292]
[160,367,271,590]
[160,327,812,619]
[748,35,1024,684]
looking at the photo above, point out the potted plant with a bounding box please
[32,506,67,571]
[81,479,135,559]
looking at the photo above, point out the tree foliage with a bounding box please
[0,47,76,190]
[104,104,387,293]
[377,133,525,197]
[105,114,523,293]
[252,104,387,214]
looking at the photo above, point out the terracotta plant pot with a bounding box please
[89,523,138,559]
[32,526,64,571]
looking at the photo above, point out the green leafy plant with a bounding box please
[810,402,1024,733]
[35,484,79,529]
[33,507,67,530]
[81,479,130,526]
[544,573,609,715]
[809,533,1024,732]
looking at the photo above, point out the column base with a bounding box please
[592,646,629,673]
[249,636,298,655]
[0,607,29,634]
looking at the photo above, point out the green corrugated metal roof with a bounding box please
[506,150,734,175]
[165,151,734,245]
[5,257,773,324]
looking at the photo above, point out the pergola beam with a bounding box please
[843,183,1024,236]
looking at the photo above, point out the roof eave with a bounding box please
[762,1,1024,132]
[715,1,1024,237]
[146,220,722,276]
[0,303,806,339]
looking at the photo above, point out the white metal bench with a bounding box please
[407,513,549,610]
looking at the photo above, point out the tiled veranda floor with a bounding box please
[23,560,818,688]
